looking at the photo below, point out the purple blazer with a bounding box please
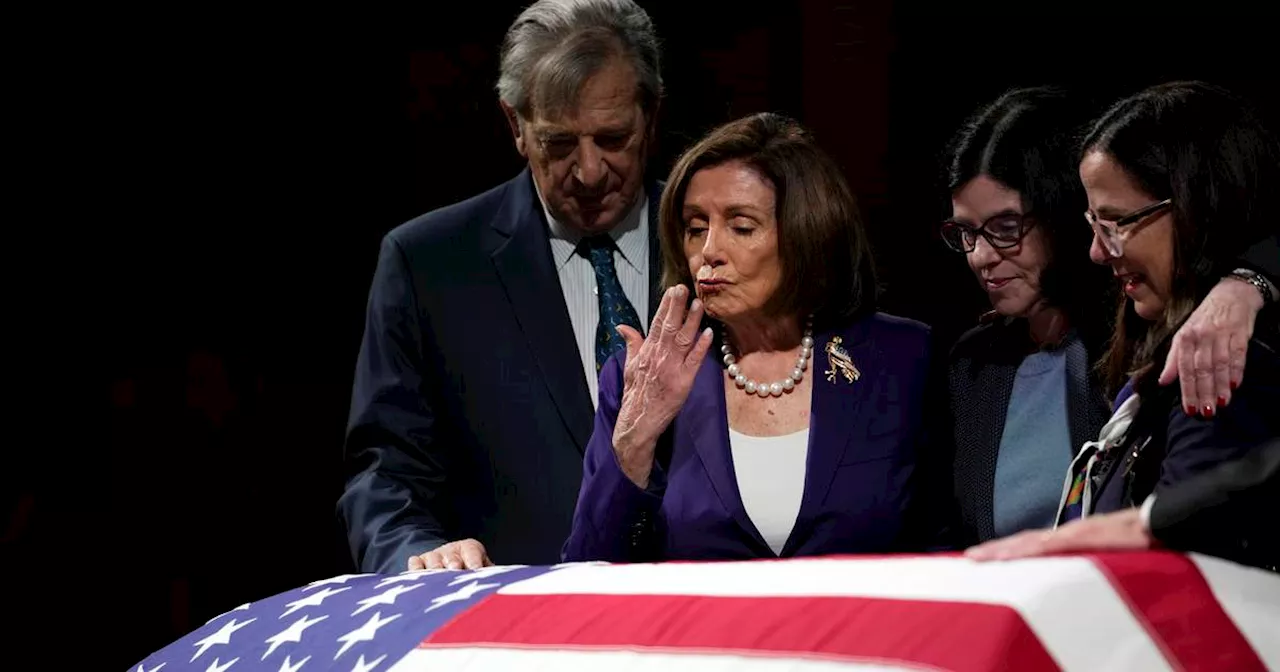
[562,312,936,562]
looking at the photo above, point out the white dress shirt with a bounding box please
[534,183,650,408]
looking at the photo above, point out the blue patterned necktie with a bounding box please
[581,234,644,370]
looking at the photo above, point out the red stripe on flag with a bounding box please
[423,593,1061,672]
[1091,552,1266,672]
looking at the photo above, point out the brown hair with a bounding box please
[1081,81,1280,396]
[658,112,878,327]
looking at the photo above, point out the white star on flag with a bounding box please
[279,586,351,619]
[205,602,252,625]
[205,657,238,672]
[277,655,309,672]
[351,653,388,672]
[302,573,370,591]
[334,611,401,660]
[425,581,499,613]
[262,614,328,660]
[374,569,449,589]
[447,565,525,585]
[191,618,256,662]
[352,583,425,616]
[136,664,166,672]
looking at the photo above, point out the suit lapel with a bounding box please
[488,170,594,452]
[784,322,878,554]
[958,324,1019,541]
[683,351,770,552]
[968,364,1014,540]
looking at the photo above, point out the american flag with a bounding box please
[133,552,1278,671]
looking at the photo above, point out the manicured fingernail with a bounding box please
[1202,405,1214,418]
[1230,380,1239,391]
[1185,405,1196,416]
[1217,396,1228,407]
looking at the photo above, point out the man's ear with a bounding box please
[500,101,528,158]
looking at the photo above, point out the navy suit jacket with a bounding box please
[339,169,665,574]
[1091,323,1280,517]
[1150,437,1279,571]
[562,312,937,562]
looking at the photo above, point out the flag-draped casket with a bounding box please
[133,551,1279,671]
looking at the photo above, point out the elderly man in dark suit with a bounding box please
[339,0,666,574]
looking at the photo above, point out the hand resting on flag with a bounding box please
[965,508,1154,561]
[408,538,493,571]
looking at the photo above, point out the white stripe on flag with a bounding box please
[390,647,926,671]
[1191,553,1280,668]
[501,556,1171,671]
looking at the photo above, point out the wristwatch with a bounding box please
[1229,268,1278,304]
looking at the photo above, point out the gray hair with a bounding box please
[497,0,662,122]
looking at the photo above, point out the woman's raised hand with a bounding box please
[612,285,714,487]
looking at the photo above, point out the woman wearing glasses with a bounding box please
[1057,80,1280,525]
[966,82,1280,569]
[940,85,1279,546]
[941,87,1115,545]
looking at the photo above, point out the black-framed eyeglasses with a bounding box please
[1084,198,1172,258]
[940,212,1035,253]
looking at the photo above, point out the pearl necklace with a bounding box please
[719,317,814,398]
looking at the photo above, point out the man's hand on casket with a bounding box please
[964,509,1155,561]
[408,538,493,571]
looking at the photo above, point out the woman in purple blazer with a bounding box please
[562,113,941,562]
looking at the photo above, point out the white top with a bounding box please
[534,179,650,408]
[729,427,810,555]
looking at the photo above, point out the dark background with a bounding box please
[9,1,1275,666]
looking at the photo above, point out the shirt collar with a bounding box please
[534,177,648,271]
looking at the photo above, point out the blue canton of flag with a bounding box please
[131,563,589,672]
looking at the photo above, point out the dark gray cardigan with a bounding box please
[946,315,1112,545]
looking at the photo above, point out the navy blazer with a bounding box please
[563,312,936,562]
[1150,437,1280,571]
[339,169,665,574]
[1091,326,1280,516]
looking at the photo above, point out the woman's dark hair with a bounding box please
[946,86,1114,352]
[1082,81,1280,395]
[659,112,878,327]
